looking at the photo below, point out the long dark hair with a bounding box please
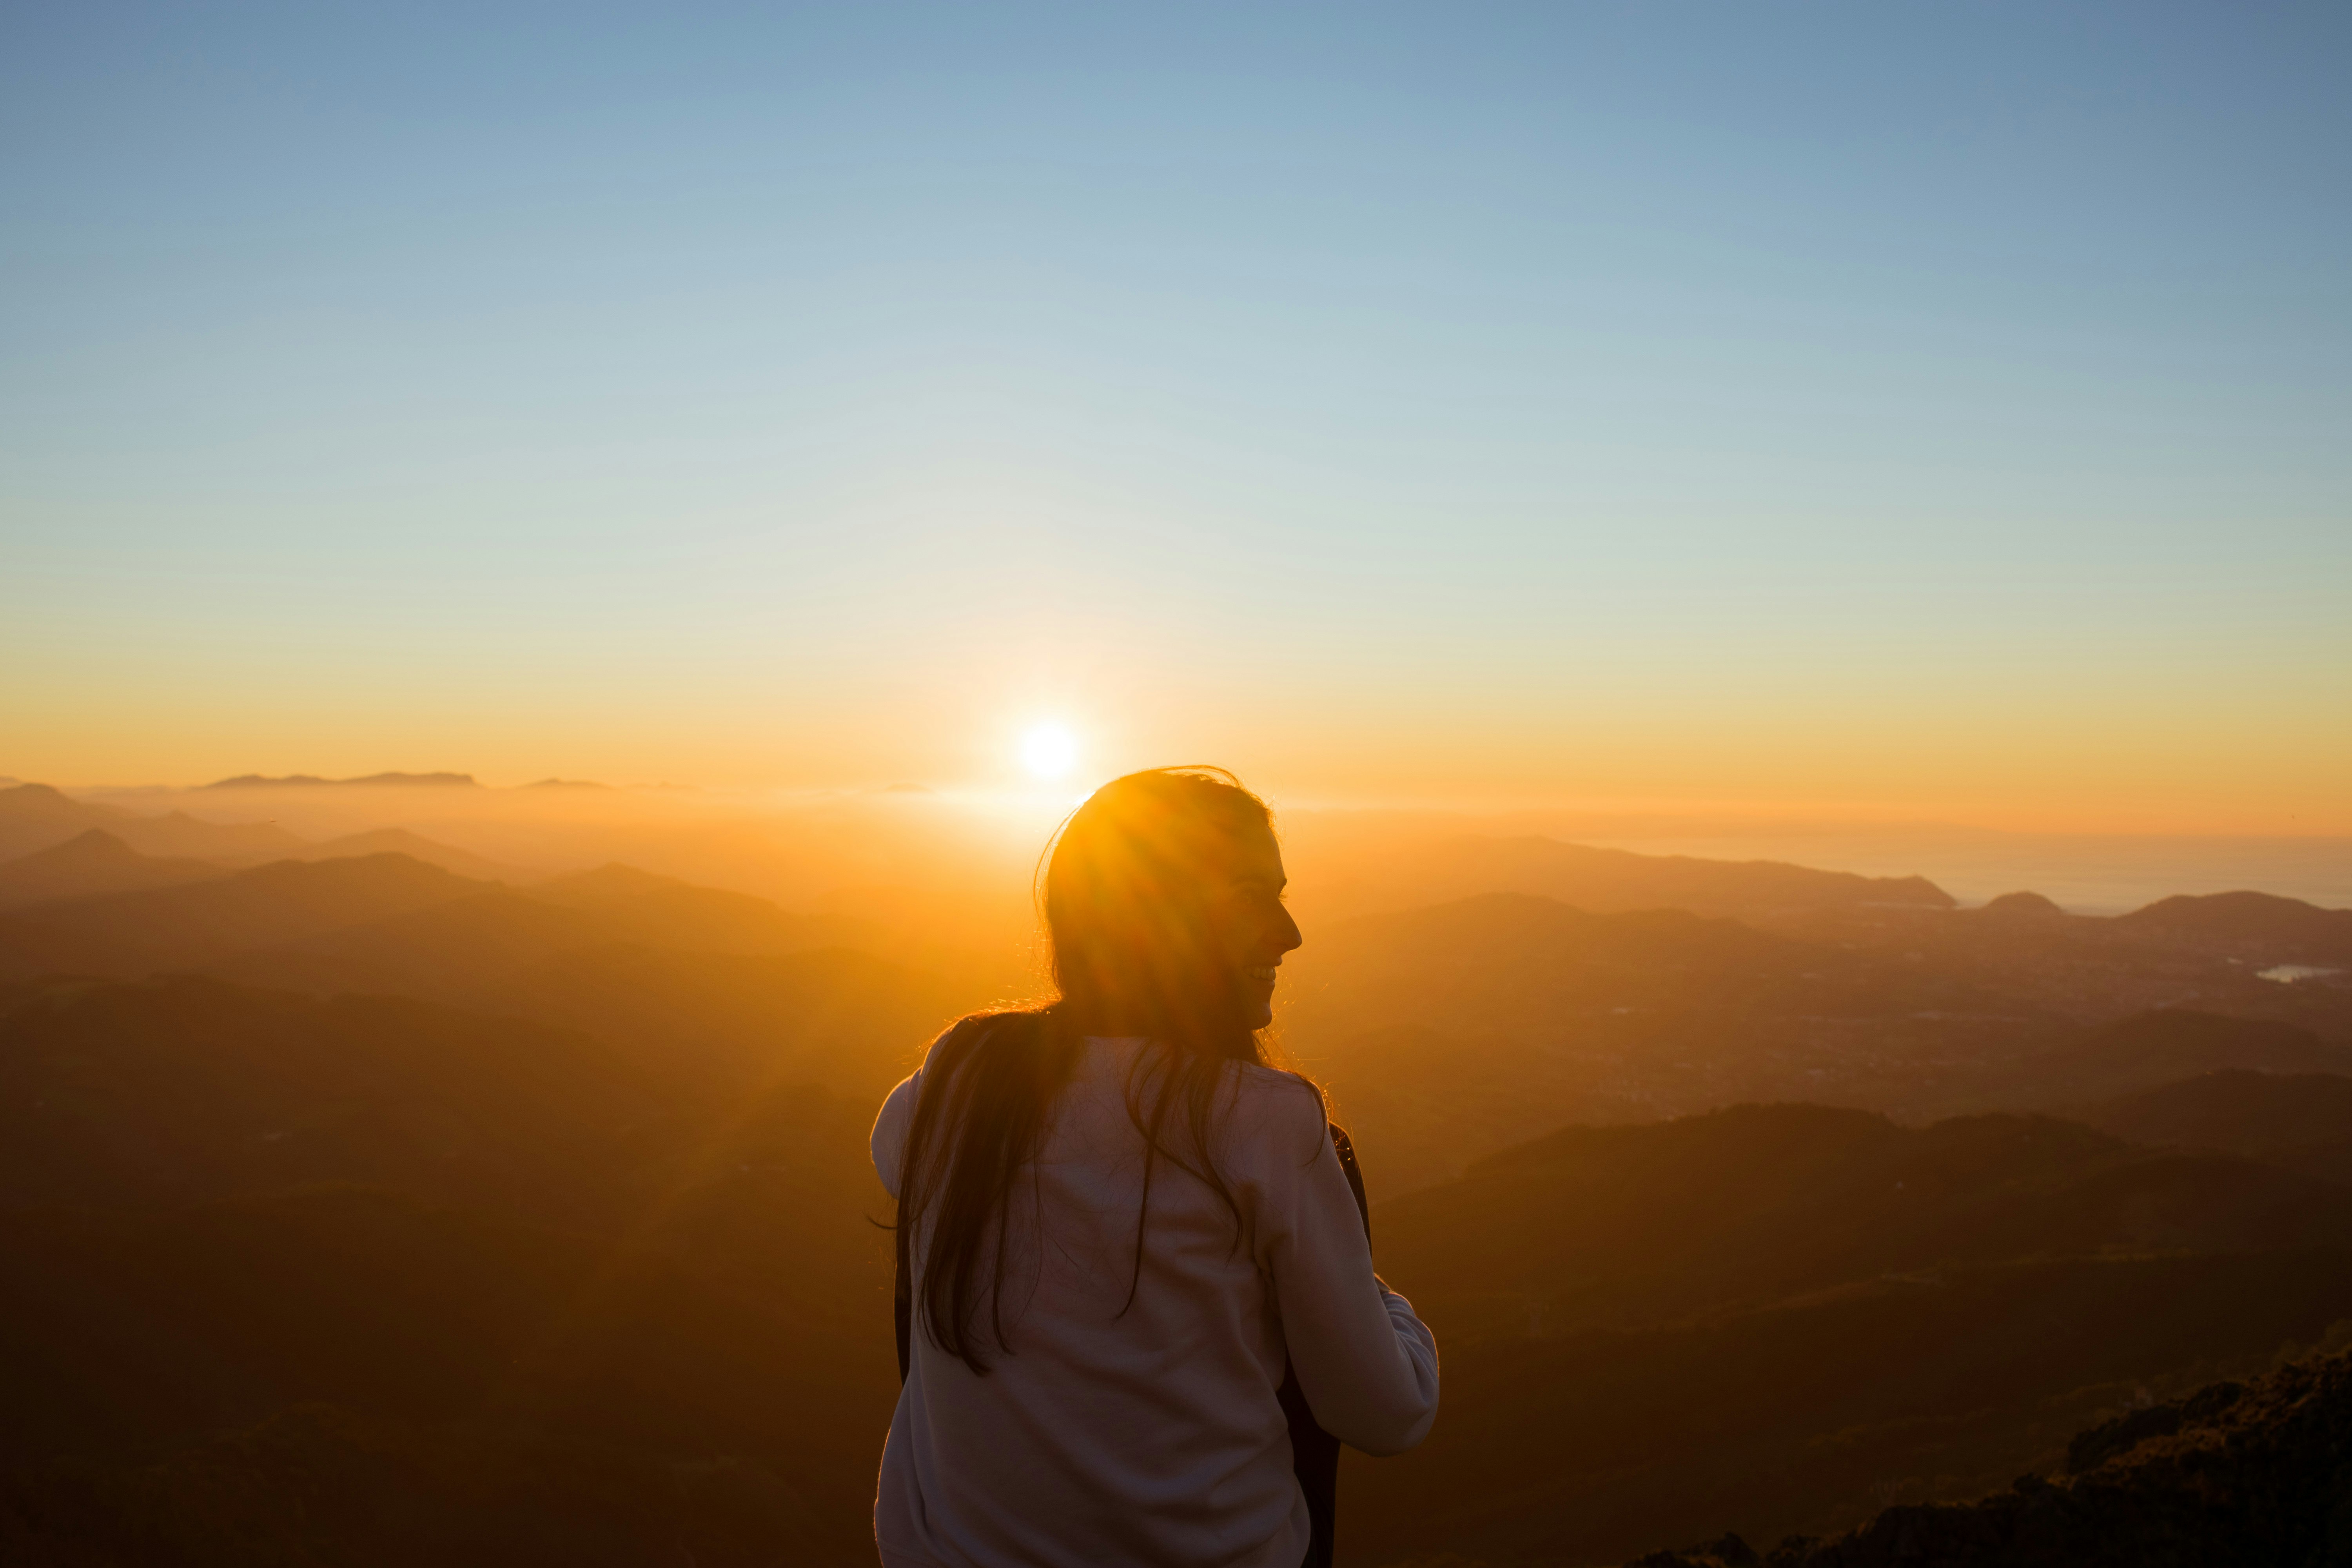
[894,766,1305,1374]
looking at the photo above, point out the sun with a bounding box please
[1020,723,1079,780]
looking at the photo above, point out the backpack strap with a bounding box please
[894,1187,913,1385]
[1281,1123,1371,1568]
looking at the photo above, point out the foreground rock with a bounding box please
[1628,1349,2352,1567]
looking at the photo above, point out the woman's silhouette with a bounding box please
[872,767,1439,1568]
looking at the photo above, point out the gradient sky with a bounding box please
[4,3,2348,830]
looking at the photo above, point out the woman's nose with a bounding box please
[1275,907,1303,953]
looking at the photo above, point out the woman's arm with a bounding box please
[1247,1083,1440,1456]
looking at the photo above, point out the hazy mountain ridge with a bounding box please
[262,826,539,883]
[0,783,306,864]
[1762,886,2352,1043]
[1297,835,1956,925]
[0,830,227,911]
[203,771,482,789]
[1286,886,2352,1195]
[5,781,2352,1562]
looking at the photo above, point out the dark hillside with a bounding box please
[0,972,900,1566]
[1999,1009,2352,1106]
[1625,1348,2352,1568]
[525,862,884,953]
[2077,1069,2352,1187]
[207,887,643,1002]
[1285,895,2049,1194]
[494,942,958,1100]
[0,1105,895,1566]
[2114,890,2352,964]
[0,855,485,978]
[0,976,657,1220]
[1345,1251,2352,1568]
[0,830,228,910]
[0,782,305,863]
[1753,882,2352,1049]
[1377,1102,2352,1341]
[1341,1103,2352,1564]
[278,826,535,883]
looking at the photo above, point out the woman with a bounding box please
[871,767,1439,1568]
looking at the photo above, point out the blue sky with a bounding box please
[3,3,2347,823]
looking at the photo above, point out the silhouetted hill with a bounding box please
[205,886,625,999]
[281,827,538,883]
[0,853,484,980]
[495,942,958,1100]
[0,957,906,1564]
[2076,1069,2352,1187]
[1973,890,2068,921]
[0,783,140,862]
[0,829,227,911]
[212,929,953,1102]
[1999,1009,2352,1106]
[0,781,308,863]
[2114,889,2352,963]
[1624,1350,2352,1568]
[0,853,963,1103]
[207,868,906,1014]
[1376,1102,2352,1342]
[528,862,883,952]
[0,1090,896,1566]
[0,975,656,1219]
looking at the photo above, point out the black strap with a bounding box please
[894,1181,913,1383]
[891,1122,1374,1568]
[1280,1124,1369,1568]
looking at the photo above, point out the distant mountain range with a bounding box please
[0,829,225,911]
[1304,833,1956,923]
[0,782,307,863]
[0,783,544,893]
[0,781,2348,1565]
[202,771,481,789]
[256,826,536,882]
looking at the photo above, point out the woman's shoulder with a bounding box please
[1218,1060,1330,1159]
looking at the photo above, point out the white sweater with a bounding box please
[870,1035,1440,1568]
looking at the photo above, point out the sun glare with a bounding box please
[1020,723,1078,779]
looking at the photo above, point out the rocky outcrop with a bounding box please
[1629,1350,2352,1567]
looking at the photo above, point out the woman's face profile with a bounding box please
[1203,820,1303,1029]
